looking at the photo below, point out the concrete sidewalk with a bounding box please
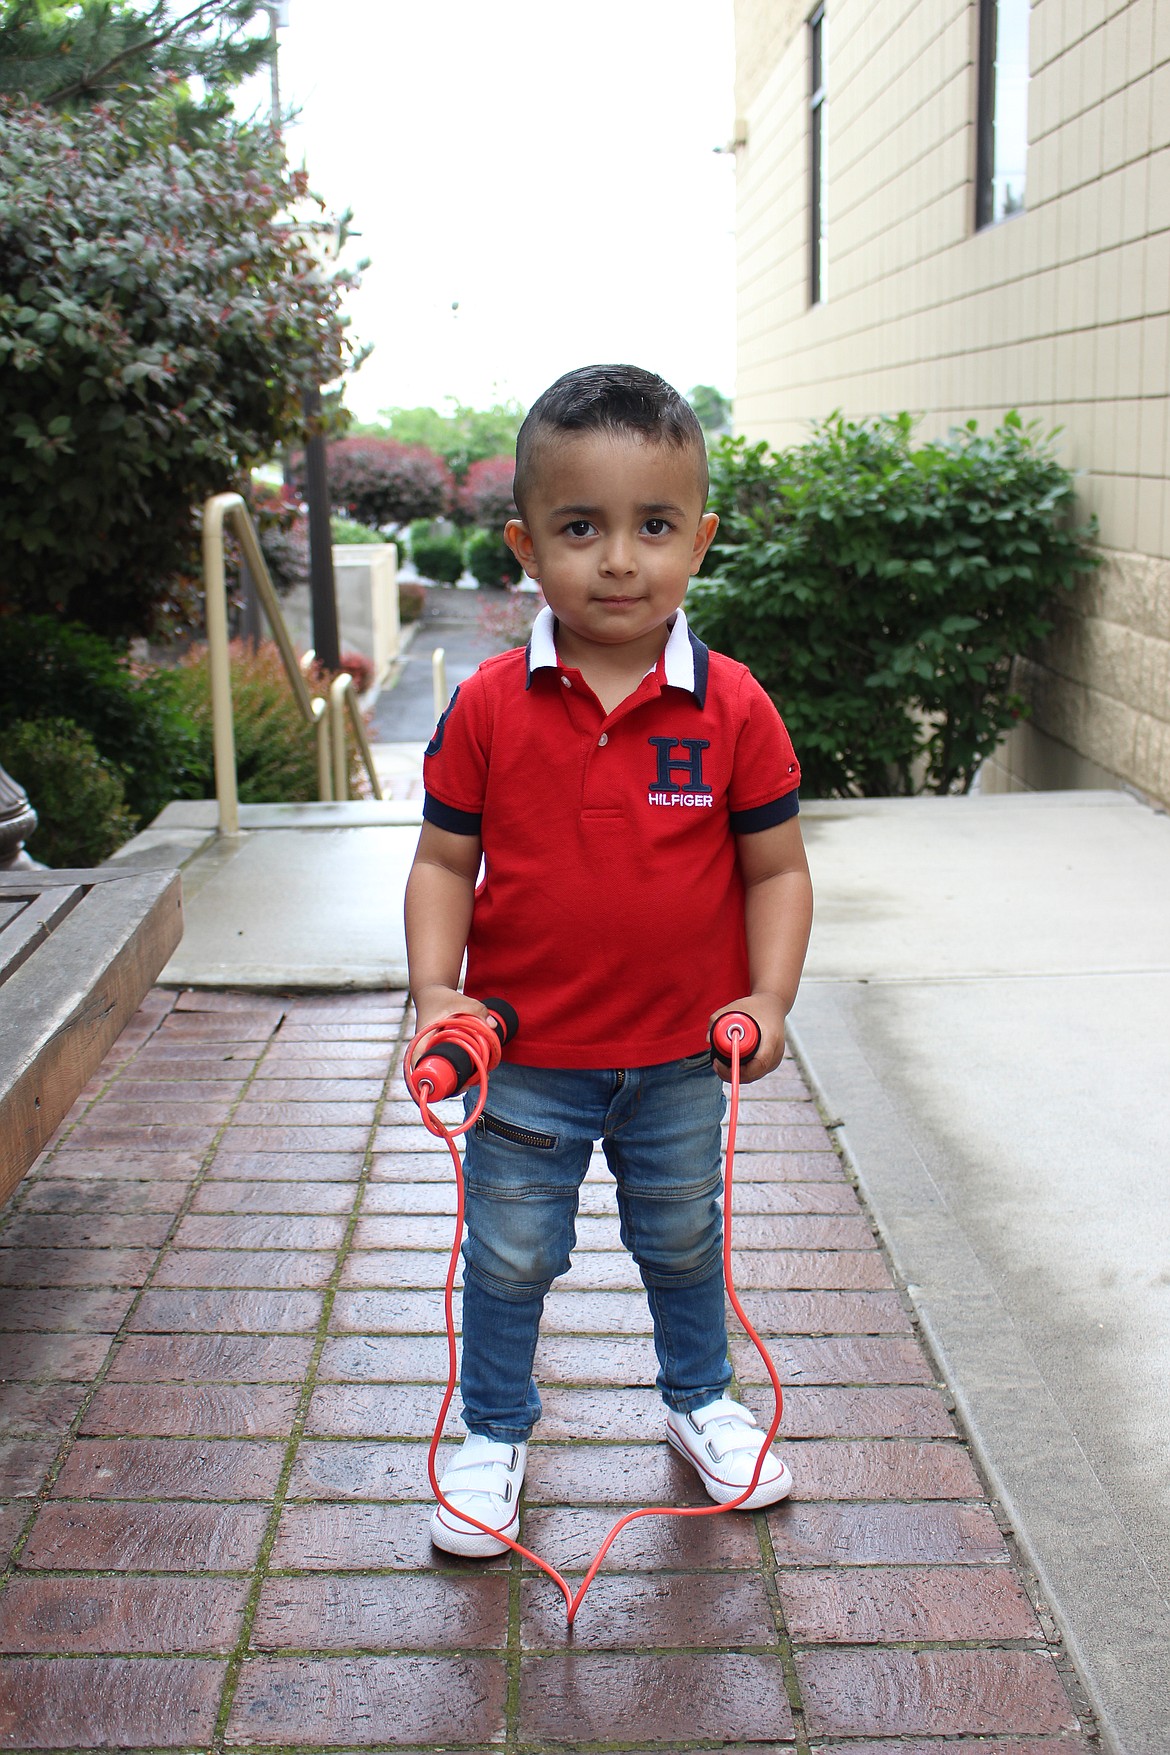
[0,987,1093,1750]
[790,788,1170,1755]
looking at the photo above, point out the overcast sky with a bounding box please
[239,0,737,420]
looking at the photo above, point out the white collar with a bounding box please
[526,604,698,696]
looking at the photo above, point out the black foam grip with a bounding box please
[480,996,519,1044]
[415,1041,476,1098]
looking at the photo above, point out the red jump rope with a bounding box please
[404,999,785,1627]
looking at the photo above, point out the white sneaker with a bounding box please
[428,1434,526,1558]
[666,1396,793,1509]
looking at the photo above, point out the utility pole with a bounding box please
[265,0,340,671]
[302,385,341,672]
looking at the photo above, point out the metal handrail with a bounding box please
[202,492,383,833]
[330,671,383,802]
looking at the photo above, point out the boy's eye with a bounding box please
[565,519,595,538]
[642,517,672,536]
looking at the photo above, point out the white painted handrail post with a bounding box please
[329,675,350,802]
[202,493,242,835]
[432,647,448,725]
[316,705,333,802]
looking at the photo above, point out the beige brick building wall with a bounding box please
[734,0,1170,803]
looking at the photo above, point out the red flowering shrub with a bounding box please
[324,650,376,696]
[478,585,543,652]
[291,438,452,530]
[457,454,517,528]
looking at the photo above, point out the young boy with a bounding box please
[404,364,813,1558]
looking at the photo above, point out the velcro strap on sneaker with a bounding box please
[441,1443,519,1494]
[689,1403,763,1461]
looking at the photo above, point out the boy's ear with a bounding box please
[689,512,719,575]
[504,518,540,581]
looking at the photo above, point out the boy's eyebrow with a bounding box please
[549,501,688,517]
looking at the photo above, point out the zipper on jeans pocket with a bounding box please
[475,1112,558,1150]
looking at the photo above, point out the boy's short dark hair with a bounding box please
[513,364,709,515]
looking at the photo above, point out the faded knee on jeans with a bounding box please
[633,1235,725,1289]
[462,1206,573,1302]
[621,1192,724,1288]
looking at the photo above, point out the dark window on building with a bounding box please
[809,4,826,303]
[976,0,1030,227]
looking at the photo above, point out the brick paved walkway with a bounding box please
[0,988,1098,1752]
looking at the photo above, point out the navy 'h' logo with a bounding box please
[648,737,712,795]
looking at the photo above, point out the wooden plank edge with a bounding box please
[0,870,183,1205]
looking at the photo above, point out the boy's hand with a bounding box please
[410,986,491,1047]
[708,992,788,1085]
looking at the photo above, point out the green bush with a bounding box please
[0,717,137,867]
[409,521,464,586]
[167,640,329,803]
[331,515,383,545]
[0,614,198,826]
[464,525,522,589]
[688,412,1099,796]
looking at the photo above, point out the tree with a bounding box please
[351,399,525,482]
[687,384,732,438]
[0,98,360,636]
[0,0,272,139]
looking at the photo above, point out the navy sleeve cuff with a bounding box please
[729,790,800,833]
[422,794,483,836]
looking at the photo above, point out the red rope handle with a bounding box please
[406,1015,578,1614]
[404,1015,785,1626]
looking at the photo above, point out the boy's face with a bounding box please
[504,431,718,665]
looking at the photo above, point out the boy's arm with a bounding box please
[404,821,487,1036]
[712,816,814,1084]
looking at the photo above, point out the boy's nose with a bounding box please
[600,537,637,576]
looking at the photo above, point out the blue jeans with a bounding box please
[458,1052,731,1441]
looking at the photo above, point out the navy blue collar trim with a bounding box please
[688,630,710,709]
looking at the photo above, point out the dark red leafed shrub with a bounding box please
[291,438,452,530]
[456,454,517,528]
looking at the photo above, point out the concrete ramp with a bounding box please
[111,799,422,990]
[792,788,1170,1755]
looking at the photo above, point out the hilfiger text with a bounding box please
[647,790,716,808]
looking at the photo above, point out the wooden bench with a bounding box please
[0,867,183,1206]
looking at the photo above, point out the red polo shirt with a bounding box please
[422,608,801,1068]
